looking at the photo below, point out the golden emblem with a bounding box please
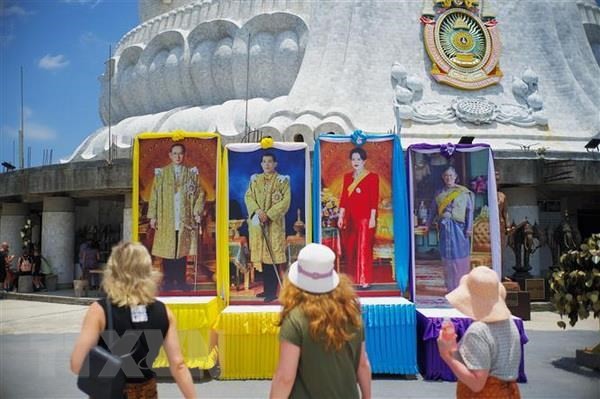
[272,191,283,202]
[422,0,502,90]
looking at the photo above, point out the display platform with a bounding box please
[361,297,418,374]
[416,308,528,382]
[213,297,418,380]
[214,305,281,380]
[153,296,224,369]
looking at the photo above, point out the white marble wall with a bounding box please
[41,197,75,286]
[139,0,196,23]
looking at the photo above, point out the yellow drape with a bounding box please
[152,297,225,369]
[213,309,281,379]
[218,148,230,304]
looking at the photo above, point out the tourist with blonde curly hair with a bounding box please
[269,243,371,399]
[70,241,196,398]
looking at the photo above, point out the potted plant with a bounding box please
[20,219,33,248]
[549,233,600,370]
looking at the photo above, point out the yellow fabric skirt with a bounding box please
[214,307,281,379]
[152,297,224,369]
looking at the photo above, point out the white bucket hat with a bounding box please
[445,266,511,322]
[287,243,340,294]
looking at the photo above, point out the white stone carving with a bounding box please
[511,67,548,126]
[412,102,457,124]
[391,62,424,129]
[452,97,496,125]
[392,63,549,127]
[99,13,308,126]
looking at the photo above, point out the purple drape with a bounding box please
[416,311,528,382]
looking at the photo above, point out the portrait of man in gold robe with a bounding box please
[244,152,291,302]
[147,143,205,290]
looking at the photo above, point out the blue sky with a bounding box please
[0,0,138,167]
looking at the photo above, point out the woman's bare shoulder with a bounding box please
[88,301,105,316]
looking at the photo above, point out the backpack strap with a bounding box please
[106,300,114,346]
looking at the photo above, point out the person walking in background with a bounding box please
[79,239,100,290]
[31,245,45,291]
[438,266,521,398]
[245,152,291,302]
[425,166,474,292]
[270,243,371,399]
[337,147,379,289]
[147,143,205,291]
[70,241,197,398]
[0,242,11,292]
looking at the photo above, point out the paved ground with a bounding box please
[1,299,598,398]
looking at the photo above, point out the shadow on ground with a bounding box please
[551,356,600,378]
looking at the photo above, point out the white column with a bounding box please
[42,197,75,287]
[122,193,132,242]
[503,187,541,277]
[0,203,29,258]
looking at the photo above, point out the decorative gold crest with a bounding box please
[422,0,502,90]
[272,191,283,203]
[186,181,197,195]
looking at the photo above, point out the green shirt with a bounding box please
[279,307,364,399]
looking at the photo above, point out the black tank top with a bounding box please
[97,298,169,382]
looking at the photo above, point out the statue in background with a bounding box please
[507,219,545,278]
[549,211,581,266]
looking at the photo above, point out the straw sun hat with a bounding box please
[287,243,340,294]
[445,266,511,322]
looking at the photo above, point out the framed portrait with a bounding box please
[225,141,310,304]
[407,143,500,307]
[313,131,410,294]
[132,132,222,296]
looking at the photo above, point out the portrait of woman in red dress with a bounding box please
[337,147,380,289]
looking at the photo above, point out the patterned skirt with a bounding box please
[124,378,158,399]
[457,376,520,399]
